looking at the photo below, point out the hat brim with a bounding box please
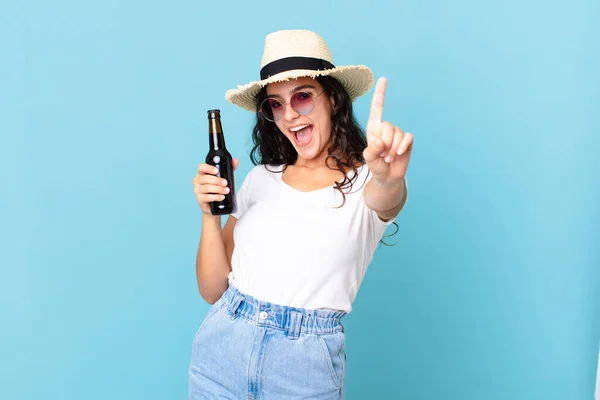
[225,65,374,111]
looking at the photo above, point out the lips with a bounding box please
[290,125,313,147]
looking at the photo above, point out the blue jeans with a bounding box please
[188,285,347,399]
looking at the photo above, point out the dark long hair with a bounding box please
[249,75,398,244]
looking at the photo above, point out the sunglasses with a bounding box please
[259,89,325,122]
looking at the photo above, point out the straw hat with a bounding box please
[225,30,374,111]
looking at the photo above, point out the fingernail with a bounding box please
[222,180,227,186]
[380,152,386,157]
[224,187,230,194]
[397,147,404,155]
[214,168,219,174]
[385,156,393,163]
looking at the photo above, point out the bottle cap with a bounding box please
[207,109,221,119]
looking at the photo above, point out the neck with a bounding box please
[294,150,359,171]
[293,137,336,169]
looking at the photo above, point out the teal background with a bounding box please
[1,0,598,399]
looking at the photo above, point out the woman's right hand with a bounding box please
[192,158,239,215]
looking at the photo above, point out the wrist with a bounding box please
[371,175,406,190]
[202,213,222,225]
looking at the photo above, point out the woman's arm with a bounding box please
[363,178,407,222]
[195,215,237,304]
[362,77,413,221]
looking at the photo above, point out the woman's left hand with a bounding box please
[363,77,413,187]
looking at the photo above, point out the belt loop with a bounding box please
[228,292,243,320]
[287,311,303,340]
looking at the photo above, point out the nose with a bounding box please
[283,101,300,122]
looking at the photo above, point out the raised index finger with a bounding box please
[369,77,388,122]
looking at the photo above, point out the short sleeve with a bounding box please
[230,167,256,220]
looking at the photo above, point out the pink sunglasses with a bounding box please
[259,90,325,122]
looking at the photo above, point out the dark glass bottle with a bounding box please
[206,109,236,215]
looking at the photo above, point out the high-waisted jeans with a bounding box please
[188,285,347,399]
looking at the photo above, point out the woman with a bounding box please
[189,30,413,399]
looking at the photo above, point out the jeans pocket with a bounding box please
[318,332,346,390]
[193,298,223,340]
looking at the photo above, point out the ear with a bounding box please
[329,94,336,111]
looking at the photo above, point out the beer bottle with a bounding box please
[206,109,236,215]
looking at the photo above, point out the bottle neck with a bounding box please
[208,118,226,150]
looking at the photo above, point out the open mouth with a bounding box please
[289,124,313,146]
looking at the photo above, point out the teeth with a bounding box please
[290,125,309,132]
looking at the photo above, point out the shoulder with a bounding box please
[241,163,283,185]
[251,163,284,177]
[243,163,278,176]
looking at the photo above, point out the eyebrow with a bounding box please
[266,85,318,99]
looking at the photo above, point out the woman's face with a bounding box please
[265,77,334,165]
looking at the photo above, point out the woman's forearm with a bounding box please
[196,215,231,304]
[363,177,407,221]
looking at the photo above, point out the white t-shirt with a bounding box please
[229,163,408,312]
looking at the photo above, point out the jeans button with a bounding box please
[259,311,268,320]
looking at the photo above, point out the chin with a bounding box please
[297,144,328,162]
[296,149,317,160]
